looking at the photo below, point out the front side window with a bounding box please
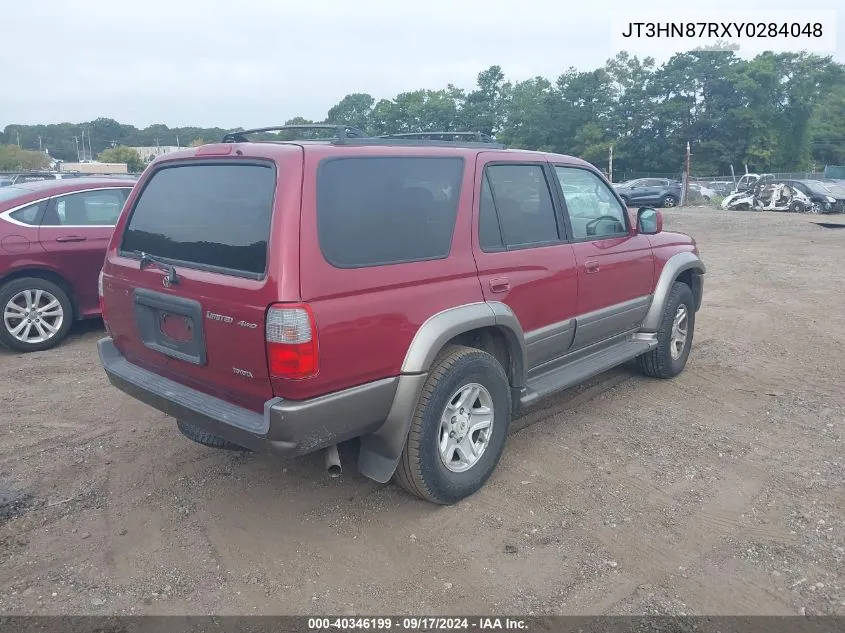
[480,164,559,250]
[45,189,129,226]
[555,166,628,240]
[317,157,464,268]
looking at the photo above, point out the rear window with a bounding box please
[121,163,275,277]
[316,156,464,268]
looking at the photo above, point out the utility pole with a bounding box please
[74,136,80,162]
[38,136,42,151]
[683,141,691,207]
[176,134,180,148]
[16,131,21,146]
[608,144,613,183]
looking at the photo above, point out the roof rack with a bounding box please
[377,131,497,143]
[221,124,368,143]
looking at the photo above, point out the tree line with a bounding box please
[2,50,843,176]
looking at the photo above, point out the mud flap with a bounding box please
[357,373,428,483]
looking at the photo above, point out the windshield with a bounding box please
[804,181,832,195]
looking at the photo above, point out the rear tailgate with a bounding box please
[102,154,299,413]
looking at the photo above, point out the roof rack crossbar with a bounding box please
[222,124,368,143]
[331,137,505,149]
[377,131,496,143]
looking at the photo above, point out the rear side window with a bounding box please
[45,189,129,226]
[317,157,464,268]
[121,164,275,277]
[481,164,559,249]
[8,201,46,225]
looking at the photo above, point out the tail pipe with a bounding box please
[324,444,342,478]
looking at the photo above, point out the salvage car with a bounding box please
[721,179,811,212]
[613,178,682,208]
[98,125,706,504]
[0,177,136,351]
[780,180,844,214]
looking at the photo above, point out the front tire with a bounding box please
[394,345,512,504]
[662,194,677,208]
[637,282,695,379]
[0,278,74,352]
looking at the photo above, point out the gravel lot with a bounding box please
[1,208,843,616]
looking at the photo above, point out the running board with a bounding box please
[519,336,657,408]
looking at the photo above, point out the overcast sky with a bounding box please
[2,0,842,129]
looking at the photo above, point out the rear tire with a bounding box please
[394,345,511,504]
[637,281,695,379]
[0,277,74,353]
[176,420,249,451]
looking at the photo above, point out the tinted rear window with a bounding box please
[316,157,464,268]
[121,164,275,277]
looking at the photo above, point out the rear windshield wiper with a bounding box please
[136,251,179,286]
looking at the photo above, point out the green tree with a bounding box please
[98,146,144,172]
[326,93,375,131]
[0,145,51,170]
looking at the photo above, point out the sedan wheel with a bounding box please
[662,195,677,208]
[0,278,74,352]
[4,289,64,345]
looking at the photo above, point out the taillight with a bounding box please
[98,270,110,333]
[266,303,319,379]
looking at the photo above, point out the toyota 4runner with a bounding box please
[98,126,705,505]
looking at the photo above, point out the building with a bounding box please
[59,162,128,174]
[131,146,183,163]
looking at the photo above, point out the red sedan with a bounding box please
[0,177,136,352]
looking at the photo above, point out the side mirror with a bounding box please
[637,207,663,234]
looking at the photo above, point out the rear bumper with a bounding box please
[98,337,398,457]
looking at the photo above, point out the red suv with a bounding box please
[98,126,705,504]
[0,177,135,352]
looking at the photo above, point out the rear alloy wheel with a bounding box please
[394,345,511,504]
[662,194,677,208]
[0,278,73,352]
[810,202,821,214]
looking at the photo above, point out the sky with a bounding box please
[1,0,842,129]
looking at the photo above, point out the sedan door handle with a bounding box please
[489,277,511,293]
[55,235,87,243]
[585,260,600,273]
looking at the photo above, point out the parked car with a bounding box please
[688,183,716,201]
[0,177,136,352]
[613,178,682,208]
[6,172,83,185]
[780,180,845,213]
[0,178,13,188]
[707,181,734,196]
[721,179,812,212]
[98,126,706,504]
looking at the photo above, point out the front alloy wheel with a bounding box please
[662,195,677,208]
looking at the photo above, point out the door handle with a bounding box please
[585,260,600,273]
[489,277,511,293]
[55,235,87,243]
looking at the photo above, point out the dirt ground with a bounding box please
[1,208,843,617]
